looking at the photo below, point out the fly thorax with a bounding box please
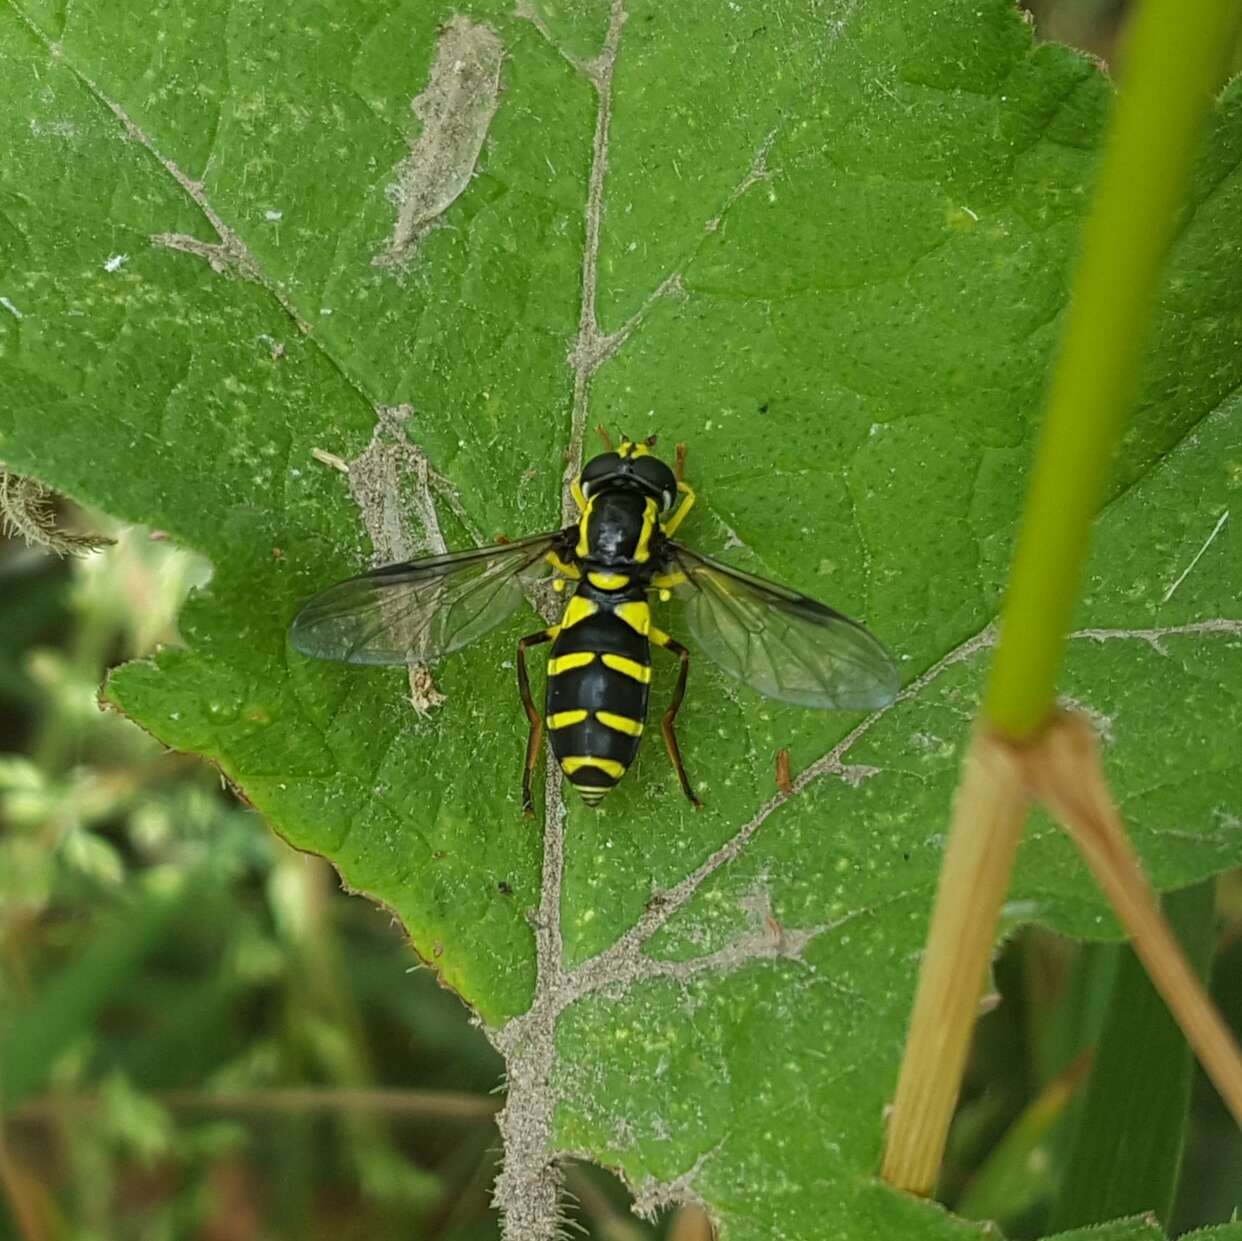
[583,489,657,565]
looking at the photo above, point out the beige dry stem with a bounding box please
[883,710,1242,1198]
[1024,712,1242,1129]
[881,726,1031,1194]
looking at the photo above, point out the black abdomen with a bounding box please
[546,592,652,806]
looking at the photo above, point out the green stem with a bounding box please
[984,0,1239,740]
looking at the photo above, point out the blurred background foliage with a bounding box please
[2,1,1241,1237]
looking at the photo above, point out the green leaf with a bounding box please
[1043,1223,1242,1241]
[1,0,1240,1235]
[1042,1220,1165,1241]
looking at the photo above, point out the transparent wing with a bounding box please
[663,543,899,709]
[290,530,570,666]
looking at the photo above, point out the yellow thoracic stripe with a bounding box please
[601,652,651,683]
[575,496,595,559]
[547,709,588,729]
[561,755,627,779]
[596,711,643,736]
[633,497,658,563]
[547,651,595,676]
[614,600,651,635]
[588,570,629,590]
[559,594,597,629]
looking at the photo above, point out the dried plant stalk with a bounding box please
[883,710,1242,1199]
[880,727,1031,1195]
[1023,712,1242,1128]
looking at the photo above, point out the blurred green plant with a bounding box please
[0,525,508,1237]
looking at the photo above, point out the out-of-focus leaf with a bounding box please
[1,878,185,1106]
[1048,882,1218,1230]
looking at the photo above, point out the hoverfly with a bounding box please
[290,433,898,813]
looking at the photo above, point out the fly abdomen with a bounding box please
[546,586,653,805]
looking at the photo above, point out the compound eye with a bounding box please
[580,451,621,497]
[632,456,678,509]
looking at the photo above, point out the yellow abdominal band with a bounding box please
[561,756,626,779]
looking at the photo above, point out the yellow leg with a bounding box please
[662,480,696,537]
[571,477,587,513]
[546,550,581,579]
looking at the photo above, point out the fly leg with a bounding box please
[652,629,702,808]
[662,443,697,537]
[517,629,554,816]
